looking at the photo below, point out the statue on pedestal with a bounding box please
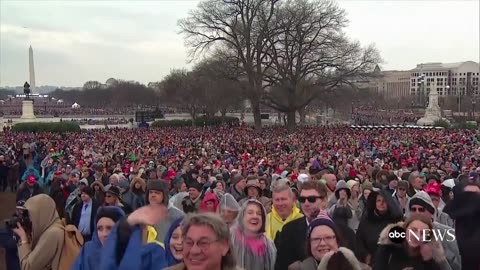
[21,81,36,120]
[417,86,446,126]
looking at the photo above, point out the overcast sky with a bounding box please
[0,0,478,87]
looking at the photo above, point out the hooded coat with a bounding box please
[444,190,480,270]
[18,194,64,270]
[405,191,461,270]
[164,218,184,267]
[373,222,452,270]
[99,219,167,270]
[230,199,277,270]
[355,189,403,264]
[199,192,219,213]
[71,207,126,270]
[266,204,303,243]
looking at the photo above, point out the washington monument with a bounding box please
[29,45,36,91]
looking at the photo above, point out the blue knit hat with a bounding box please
[307,211,337,239]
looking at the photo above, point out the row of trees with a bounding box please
[48,79,158,107]
[177,0,381,129]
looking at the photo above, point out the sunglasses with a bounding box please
[299,196,322,203]
[410,207,425,213]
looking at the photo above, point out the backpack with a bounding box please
[55,219,84,270]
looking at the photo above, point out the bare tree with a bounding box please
[83,81,103,91]
[160,69,206,125]
[178,0,280,129]
[262,0,381,129]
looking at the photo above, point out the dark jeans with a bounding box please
[0,228,20,270]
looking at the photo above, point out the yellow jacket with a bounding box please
[266,204,303,241]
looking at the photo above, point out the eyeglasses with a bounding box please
[299,196,323,203]
[183,238,219,250]
[310,235,336,245]
[410,207,425,212]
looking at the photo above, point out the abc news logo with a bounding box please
[388,226,456,244]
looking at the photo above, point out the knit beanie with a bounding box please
[409,197,435,215]
[346,180,358,191]
[96,206,125,224]
[307,212,337,239]
[231,174,244,186]
[361,181,373,191]
[187,181,203,192]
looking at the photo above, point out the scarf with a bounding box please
[234,228,267,256]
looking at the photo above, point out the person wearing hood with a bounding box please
[238,177,272,213]
[230,199,276,270]
[443,183,480,270]
[91,180,106,206]
[328,180,359,231]
[12,194,64,270]
[146,180,185,243]
[405,191,461,270]
[219,193,241,227]
[357,182,373,218]
[199,192,219,213]
[423,182,454,228]
[373,214,452,270]
[130,176,146,204]
[119,178,143,211]
[164,218,184,268]
[71,206,125,270]
[99,204,168,270]
[355,188,403,266]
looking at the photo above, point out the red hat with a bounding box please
[54,170,63,176]
[27,175,36,185]
[424,182,441,197]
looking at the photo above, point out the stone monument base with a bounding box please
[416,116,449,126]
[21,100,36,120]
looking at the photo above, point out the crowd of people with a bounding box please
[0,125,480,270]
[353,107,422,125]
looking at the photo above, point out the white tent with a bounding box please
[72,102,80,109]
[57,99,64,103]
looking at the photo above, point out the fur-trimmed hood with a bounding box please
[131,177,146,192]
[91,180,106,192]
[317,247,362,270]
[377,222,448,264]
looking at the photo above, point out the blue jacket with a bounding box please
[71,207,126,270]
[100,221,167,270]
[164,218,183,267]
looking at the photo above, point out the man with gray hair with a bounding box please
[265,178,303,242]
[407,171,425,197]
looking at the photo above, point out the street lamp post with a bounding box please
[418,73,426,107]
[472,99,476,121]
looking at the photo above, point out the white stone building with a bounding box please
[409,61,480,97]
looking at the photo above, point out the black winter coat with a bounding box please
[274,217,308,270]
[444,191,480,270]
[355,189,403,264]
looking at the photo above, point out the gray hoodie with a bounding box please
[405,191,462,270]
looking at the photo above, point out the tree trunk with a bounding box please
[287,110,296,130]
[190,108,196,127]
[277,112,282,124]
[298,107,306,125]
[251,100,262,130]
[283,114,287,126]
